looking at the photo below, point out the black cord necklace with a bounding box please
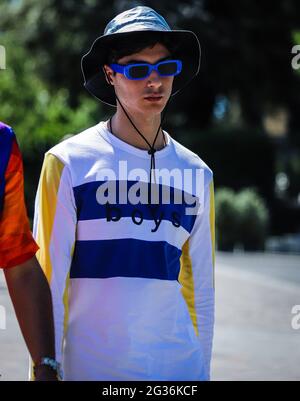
[108,96,170,204]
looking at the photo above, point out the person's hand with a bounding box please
[34,365,59,381]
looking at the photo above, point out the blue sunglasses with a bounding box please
[109,59,182,80]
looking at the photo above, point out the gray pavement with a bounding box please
[212,252,300,381]
[0,252,299,381]
[0,272,29,381]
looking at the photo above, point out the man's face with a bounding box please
[104,43,174,118]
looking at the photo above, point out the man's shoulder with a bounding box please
[0,121,11,132]
[0,121,15,138]
[45,123,101,165]
[171,136,213,176]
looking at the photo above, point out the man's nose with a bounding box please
[147,69,162,88]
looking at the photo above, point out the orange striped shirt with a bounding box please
[0,133,38,268]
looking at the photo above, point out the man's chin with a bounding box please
[142,97,168,111]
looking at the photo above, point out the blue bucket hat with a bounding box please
[81,6,201,106]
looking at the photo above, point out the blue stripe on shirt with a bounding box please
[70,238,182,280]
[73,181,197,233]
[0,123,15,212]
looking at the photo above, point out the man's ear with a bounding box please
[103,65,114,86]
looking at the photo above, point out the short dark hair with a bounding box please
[106,32,179,66]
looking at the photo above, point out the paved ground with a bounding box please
[0,251,299,381]
[212,252,300,381]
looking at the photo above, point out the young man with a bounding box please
[34,6,215,381]
[0,122,58,380]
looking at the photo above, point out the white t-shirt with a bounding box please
[33,121,215,381]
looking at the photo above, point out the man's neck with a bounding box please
[108,109,165,151]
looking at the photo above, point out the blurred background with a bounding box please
[0,0,300,381]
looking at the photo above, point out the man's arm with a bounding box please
[4,256,57,380]
[179,174,215,380]
[33,152,77,378]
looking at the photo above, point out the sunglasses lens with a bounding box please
[157,61,179,76]
[128,65,150,79]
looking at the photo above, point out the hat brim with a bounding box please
[81,30,201,107]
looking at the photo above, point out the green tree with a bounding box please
[2,0,300,129]
[0,32,100,215]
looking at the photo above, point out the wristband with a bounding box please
[34,357,62,380]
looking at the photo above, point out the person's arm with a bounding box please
[179,174,215,380]
[0,135,57,380]
[4,256,57,381]
[33,152,77,379]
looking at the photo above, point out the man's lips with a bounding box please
[145,93,163,97]
[144,94,164,101]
